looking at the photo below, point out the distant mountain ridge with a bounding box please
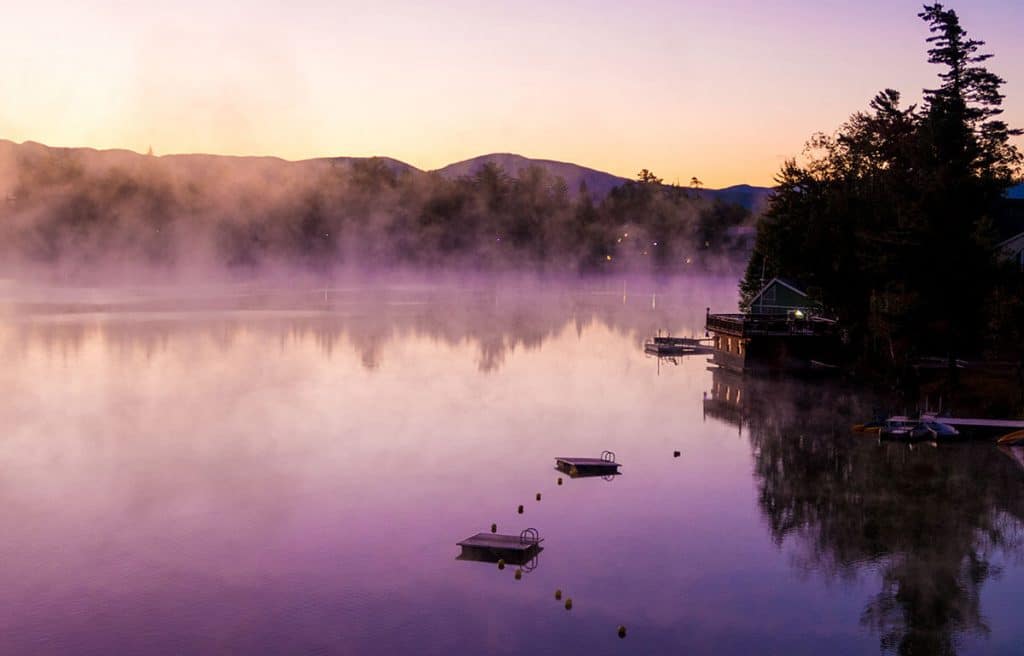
[434,153,772,211]
[0,140,772,211]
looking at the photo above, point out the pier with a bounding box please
[644,335,714,356]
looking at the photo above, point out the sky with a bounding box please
[0,0,1022,188]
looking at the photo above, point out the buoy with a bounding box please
[517,504,524,514]
[673,450,681,457]
[554,589,562,601]
[497,559,506,570]
[557,477,563,486]
[618,625,627,639]
[564,598,573,610]
[514,569,522,580]
[536,493,542,501]
[490,523,497,533]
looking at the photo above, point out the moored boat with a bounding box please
[997,429,1024,446]
[878,417,960,443]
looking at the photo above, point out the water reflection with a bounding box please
[705,368,1024,655]
[0,277,733,374]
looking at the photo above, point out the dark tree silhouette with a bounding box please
[742,4,1022,368]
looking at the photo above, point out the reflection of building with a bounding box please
[705,278,841,373]
[702,366,747,431]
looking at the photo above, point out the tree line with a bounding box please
[0,145,753,278]
[742,3,1023,366]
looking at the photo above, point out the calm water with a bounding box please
[1,277,1022,655]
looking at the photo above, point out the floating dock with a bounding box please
[644,336,714,356]
[457,528,543,565]
[555,451,622,478]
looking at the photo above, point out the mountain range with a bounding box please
[4,139,1020,209]
[0,140,773,212]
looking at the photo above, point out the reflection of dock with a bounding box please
[555,452,621,478]
[998,446,1024,472]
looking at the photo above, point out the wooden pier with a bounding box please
[555,452,622,478]
[921,415,1024,431]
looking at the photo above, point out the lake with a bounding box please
[1,275,1022,655]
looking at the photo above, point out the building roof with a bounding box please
[750,277,808,304]
[995,199,1024,245]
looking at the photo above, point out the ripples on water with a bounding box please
[0,276,1022,655]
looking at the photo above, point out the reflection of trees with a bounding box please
[706,369,1024,655]
[0,278,731,373]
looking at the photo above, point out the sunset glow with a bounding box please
[1,0,1021,187]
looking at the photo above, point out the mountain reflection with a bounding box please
[705,368,1024,655]
[0,277,730,372]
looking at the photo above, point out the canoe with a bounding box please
[997,429,1024,446]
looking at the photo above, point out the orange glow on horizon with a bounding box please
[0,0,1021,188]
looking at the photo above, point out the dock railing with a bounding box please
[706,312,837,338]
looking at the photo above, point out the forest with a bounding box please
[0,142,753,280]
[742,3,1024,365]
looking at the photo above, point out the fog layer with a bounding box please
[0,141,754,282]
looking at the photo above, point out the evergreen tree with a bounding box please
[742,4,1021,367]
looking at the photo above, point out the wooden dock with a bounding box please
[555,452,622,478]
[921,414,1024,431]
[644,335,714,356]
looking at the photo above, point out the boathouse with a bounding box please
[705,279,840,373]
[746,277,819,315]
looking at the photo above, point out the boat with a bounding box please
[879,417,959,443]
[997,429,1024,446]
[852,419,884,434]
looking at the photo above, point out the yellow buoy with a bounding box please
[554,589,562,601]
[497,559,505,570]
[564,598,573,610]
[618,625,627,639]
[514,569,522,580]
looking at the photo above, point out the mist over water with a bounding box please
[0,140,753,283]
[2,275,1023,655]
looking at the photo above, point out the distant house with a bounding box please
[746,278,818,315]
[995,199,1024,272]
[999,232,1024,271]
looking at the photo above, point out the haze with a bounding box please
[1,0,1021,188]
